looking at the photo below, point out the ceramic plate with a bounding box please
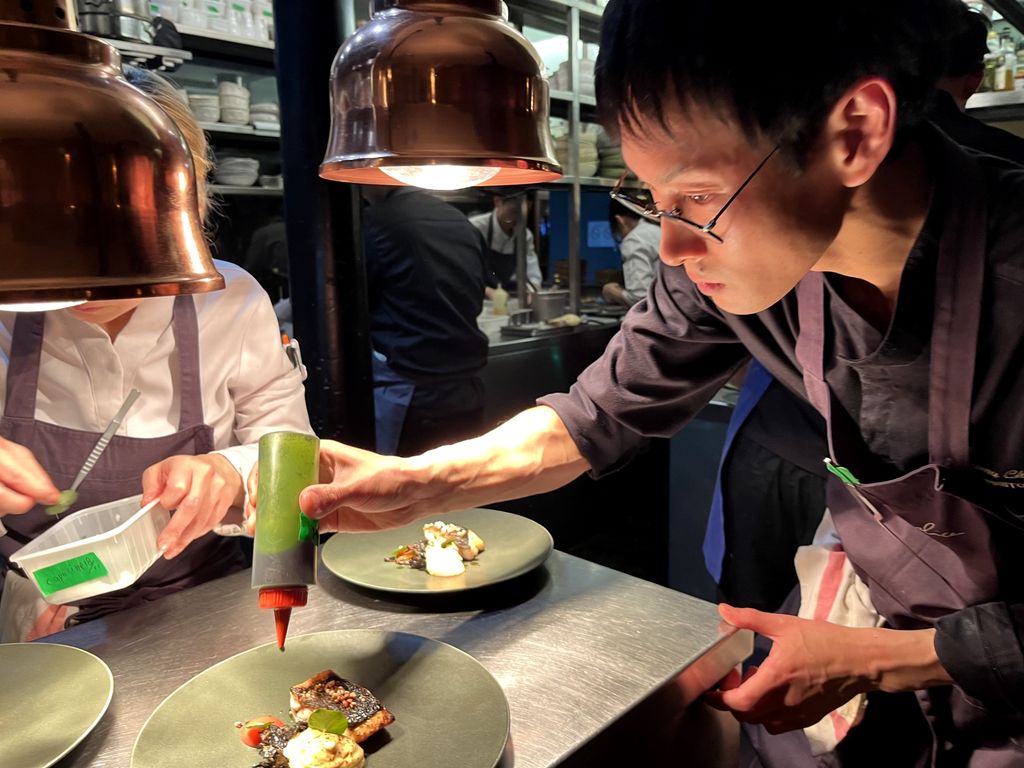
[321,508,553,594]
[0,643,113,768]
[131,630,509,768]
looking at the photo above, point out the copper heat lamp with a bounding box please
[0,0,223,310]
[321,0,562,190]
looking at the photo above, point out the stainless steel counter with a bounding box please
[47,548,751,768]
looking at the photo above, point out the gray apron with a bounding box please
[0,296,244,626]
[743,145,1024,765]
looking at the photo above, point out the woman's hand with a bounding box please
[245,440,436,534]
[0,436,60,515]
[143,454,244,558]
[705,605,950,734]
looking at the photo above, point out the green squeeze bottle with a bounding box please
[251,431,320,651]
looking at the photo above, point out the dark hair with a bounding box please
[609,197,640,237]
[596,0,964,167]
[944,7,990,78]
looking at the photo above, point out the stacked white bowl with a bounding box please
[218,78,250,125]
[249,102,280,131]
[188,93,220,123]
[214,156,260,187]
[549,59,596,98]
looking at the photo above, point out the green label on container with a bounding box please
[33,552,109,597]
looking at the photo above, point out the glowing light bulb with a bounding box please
[0,300,87,312]
[380,165,501,190]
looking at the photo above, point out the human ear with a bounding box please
[822,77,897,189]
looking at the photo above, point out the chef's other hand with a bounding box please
[602,282,625,305]
[0,436,60,515]
[246,440,427,534]
[143,454,244,558]
[705,605,874,734]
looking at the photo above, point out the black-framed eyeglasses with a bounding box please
[610,146,779,244]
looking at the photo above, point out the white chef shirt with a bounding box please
[469,211,544,289]
[0,260,311,495]
[618,219,662,306]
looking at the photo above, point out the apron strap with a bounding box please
[4,313,45,420]
[928,152,986,470]
[795,273,830,417]
[171,296,205,429]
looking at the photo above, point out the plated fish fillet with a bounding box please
[289,670,395,743]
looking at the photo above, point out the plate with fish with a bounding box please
[131,629,509,768]
[320,508,553,594]
[0,642,113,768]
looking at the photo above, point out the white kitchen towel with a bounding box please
[795,510,883,755]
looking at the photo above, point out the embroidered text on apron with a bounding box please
[0,296,244,625]
[743,145,1024,765]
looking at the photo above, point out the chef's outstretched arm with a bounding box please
[0,436,60,516]
[246,406,589,533]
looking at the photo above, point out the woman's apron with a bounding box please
[0,296,244,635]
[485,216,516,288]
[743,147,1024,765]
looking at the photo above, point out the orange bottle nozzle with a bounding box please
[274,608,291,652]
[259,587,308,651]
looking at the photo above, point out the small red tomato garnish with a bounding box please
[237,715,285,748]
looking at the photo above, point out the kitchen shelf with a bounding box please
[966,89,1024,121]
[199,121,280,139]
[551,175,640,189]
[107,39,193,70]
[550,89,597,107]
[209,184,283,196]
[967,90,1024,110]
[176,23,275,64]
[176,23,274,50]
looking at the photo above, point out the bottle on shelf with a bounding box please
[491,284,508,316]
[1016,40,1024,91]
[1000,36,1018,92]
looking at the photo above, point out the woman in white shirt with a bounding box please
[0,68,311,641]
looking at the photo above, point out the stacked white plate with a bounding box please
[249,101,280,131]
[187,93,220,123]
[218,80,250,125]
[549,58,596,98]
[553,123,600,177]
[214,156,260,187]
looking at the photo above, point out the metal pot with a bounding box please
[78,10,154,42]
[531,289,569,322]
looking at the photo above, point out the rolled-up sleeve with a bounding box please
[540,265,750,477]
[935,601,1024,712]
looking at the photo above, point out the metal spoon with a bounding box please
[46,389,141,516]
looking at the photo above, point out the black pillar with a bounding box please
[272,0,375,448]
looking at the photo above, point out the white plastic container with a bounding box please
[10,495,170,605]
